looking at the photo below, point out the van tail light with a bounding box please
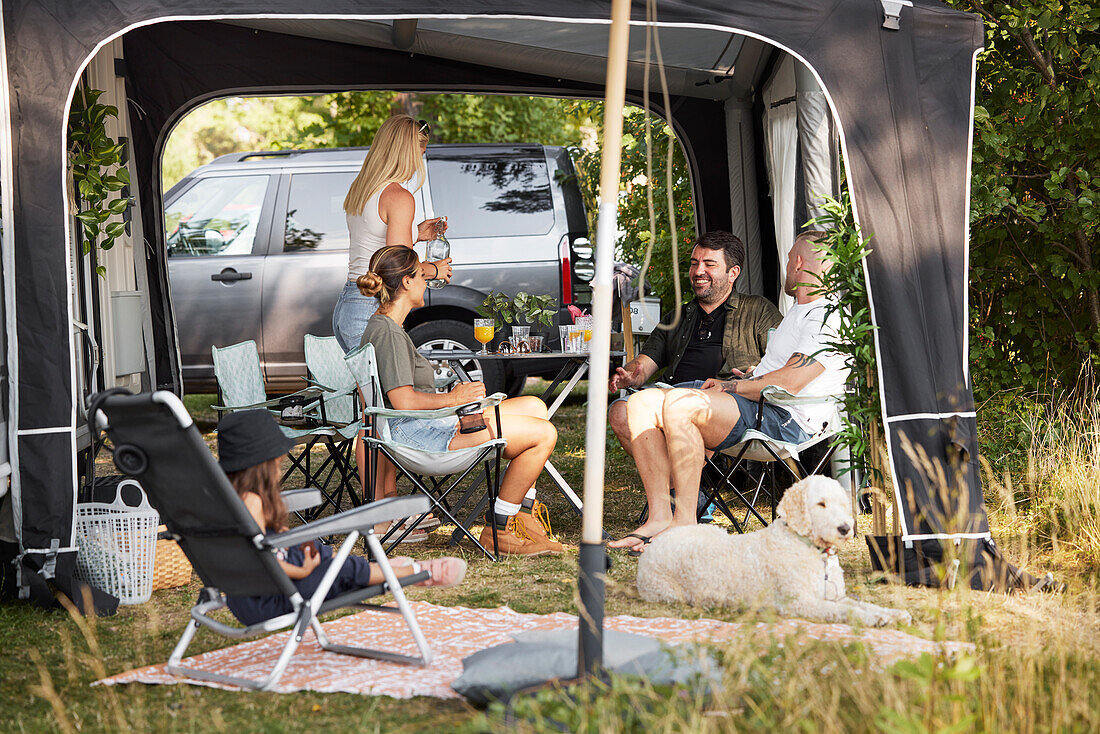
[559,236,573,304]
[571,237,595,282]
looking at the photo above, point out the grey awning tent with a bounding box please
[2,1,1014,596]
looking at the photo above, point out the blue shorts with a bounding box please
[226,543,379,626]
[610,380,704,407]
[387,415,461,452]
[713,392,809,451]
[332,280,379,353]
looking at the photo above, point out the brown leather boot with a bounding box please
[517,500,564,553]
[478,515,559,556]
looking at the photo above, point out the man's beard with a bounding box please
[693,274,730,305]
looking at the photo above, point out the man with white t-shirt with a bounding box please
[609,231,849,554]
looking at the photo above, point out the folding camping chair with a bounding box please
[699,385,842,532]
[87,388,434,691]
[344,344,508,560]
[302,334,363,508]
[211,340,359,518]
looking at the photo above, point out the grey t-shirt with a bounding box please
[360,313,435,407]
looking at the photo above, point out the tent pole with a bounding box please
[578,0,631,680]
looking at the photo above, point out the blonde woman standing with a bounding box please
[332,114,453,351]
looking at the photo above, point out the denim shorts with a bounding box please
[713,392,810,451]
[332,280,379,352]
[387,415,461,452]
[610,379,704,407]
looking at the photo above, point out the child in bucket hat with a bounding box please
[217,409,465,625]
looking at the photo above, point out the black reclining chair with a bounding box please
[89,388,434,691]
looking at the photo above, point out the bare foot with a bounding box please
[608,519,674,551]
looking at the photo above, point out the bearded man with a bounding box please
[607,230,782,459]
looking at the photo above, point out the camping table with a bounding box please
[420,349,625,518]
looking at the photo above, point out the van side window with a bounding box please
[283,172,357,252]
[165,175,269,257]
[427,153,554,238]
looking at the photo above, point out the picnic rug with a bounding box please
[96,602,970,697]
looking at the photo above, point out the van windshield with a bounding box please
[427,151,553,238]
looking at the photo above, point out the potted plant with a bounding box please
[478,291,557,352]
[477,291,556,330]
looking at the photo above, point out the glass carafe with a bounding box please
[424,216,449,290]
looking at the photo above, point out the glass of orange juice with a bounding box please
[474,319,494,354]
[580,316,593,352]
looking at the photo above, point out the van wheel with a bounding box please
[408,320,508,397]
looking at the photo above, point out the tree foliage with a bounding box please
[163,92,585,190]
[946,0,1100,397]
[568,103,696,309]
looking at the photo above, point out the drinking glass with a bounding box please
[474,318,494,355]
[579,316,593,353]
[558,325,572,353]
[568,325,584,353]
[424,216,449,290]
[510,325,531,353]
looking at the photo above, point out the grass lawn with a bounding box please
[2,385,1099,732]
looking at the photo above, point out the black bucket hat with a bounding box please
[217,409,293,473]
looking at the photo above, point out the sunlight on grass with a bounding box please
[6,392,1100,731]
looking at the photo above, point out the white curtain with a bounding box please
[762,56,798,315]
[795,63,833,225]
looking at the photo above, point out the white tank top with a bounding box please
[346,184,418,279]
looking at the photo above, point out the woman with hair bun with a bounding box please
[331,114,453,352]
[359,245,564,557]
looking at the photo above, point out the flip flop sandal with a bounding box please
[614,532,651,557]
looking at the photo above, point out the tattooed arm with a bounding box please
[701,352,824,401]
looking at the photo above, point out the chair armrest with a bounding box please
[264,495,431,547]
[361,393,506,421]
[281,488,323,513]
[301,376,336,392]
[212,386,326,413]
[761,385,839,407]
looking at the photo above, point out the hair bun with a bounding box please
[357,272,384,297]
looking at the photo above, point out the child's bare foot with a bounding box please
[414,557,467,589]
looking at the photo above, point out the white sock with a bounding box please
[494,498,522,517]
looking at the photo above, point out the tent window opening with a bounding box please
[283,171,357,253]
[165,175,269,257]
[427,153,554,238]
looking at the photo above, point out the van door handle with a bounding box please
[211,269,252,283]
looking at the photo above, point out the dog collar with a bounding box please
[778,519,836,556]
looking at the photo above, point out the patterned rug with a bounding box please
[96,602,970,697]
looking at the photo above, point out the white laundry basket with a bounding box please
[74,479,159,605]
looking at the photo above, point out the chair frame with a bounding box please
[699,385,841,532]
[91,389,436,692]
[302,334,365,513]
[211,340,359,519]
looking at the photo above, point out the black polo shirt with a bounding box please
[666,305,727,384]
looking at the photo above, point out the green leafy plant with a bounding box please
[68,86,131,277]
[567,102,696,310]
[477,291,556,329]
[809,192,882,483]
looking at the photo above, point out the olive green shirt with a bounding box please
[639,291,783,380]
[361,313,435,408]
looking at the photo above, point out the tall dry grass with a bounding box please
[982,397,1100,567]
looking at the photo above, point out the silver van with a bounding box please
[163,144,593,395]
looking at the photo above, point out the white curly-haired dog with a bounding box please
[636,475,911,626]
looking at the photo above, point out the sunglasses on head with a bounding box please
[417,119,431,135]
